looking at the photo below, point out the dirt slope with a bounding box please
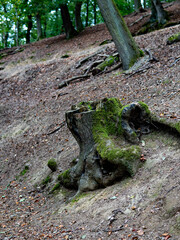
[0,2,180,240]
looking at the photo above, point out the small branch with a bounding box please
[103,225,123,232]
[169,57,180,67]
[47,121,66,135]
[58,74,90,89]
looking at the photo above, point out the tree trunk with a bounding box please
[134,0,142,12]
[15,9,19,46]
[60,4,77,39]
[36,13,42,40]
[150,0,167,24]
[86,0,89,27]
[75,1,83,32]
[26,15,32,44]
[2,4,9,48]
[93,0,97,25]
[97,0,140,70]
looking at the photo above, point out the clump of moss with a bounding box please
[138,101,151,115]
[167,32,180,45]
[58,169,72,187]
[41,175,51,185]
[47,158,57,172]
[51,183,60,193]
[20,166,29,176]
[139,49,145,57]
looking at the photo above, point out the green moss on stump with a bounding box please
[92,98,141,176]
[47,158,57,172]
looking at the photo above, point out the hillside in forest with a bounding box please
[0,2,180,239]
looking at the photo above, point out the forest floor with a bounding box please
[0,1,180,240]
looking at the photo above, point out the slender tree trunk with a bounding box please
[55,8,59,34]
[75,1,83,32]
[93,0,97,25]
[26,15,32,44]
[150,0,167,24]
[15,9,19,46]
[43,18,47,38]
[144,0,146,9]
[2,4,9,48]
[60,4,77,39]
[97,0,140,70]
[86,0,89,27]
[134,0,142,12]
[36,13,42,40]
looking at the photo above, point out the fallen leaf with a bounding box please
[137,229,144,235]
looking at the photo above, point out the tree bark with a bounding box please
[36,13,42,40]
[97,0,140,70]
[75,1,83,32]
[150,0,167,24]
[86,0,89,27]
[93,0,97,25]
[26,15,32,44]
[134,0,142,12]
[60,4,77,39]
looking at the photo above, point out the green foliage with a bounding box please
[47,158,57,172]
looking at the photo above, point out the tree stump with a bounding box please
[58,98,180,197]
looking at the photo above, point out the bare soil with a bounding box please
[0,2,180,239]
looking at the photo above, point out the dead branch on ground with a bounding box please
[58,74,90,89]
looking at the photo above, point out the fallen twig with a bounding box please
[169,57,180,67]
[108,209,124,225]
[103,225,123,232]
[58,74,90,89]
[47,121,66,135]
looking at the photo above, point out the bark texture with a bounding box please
[151,0,168,24]
[97,0,140,70]
[75,1,83,32]
[60,4,77,39]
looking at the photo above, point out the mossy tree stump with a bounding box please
[58,98,180,197]
[57,98,150,196]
